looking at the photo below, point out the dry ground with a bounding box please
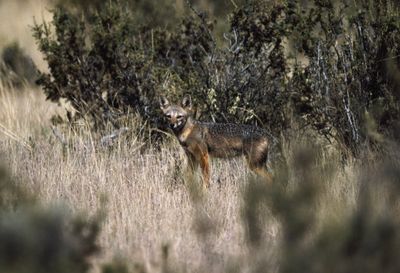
[0,85,359,272]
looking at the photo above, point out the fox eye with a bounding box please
[177,115,183,119]
[166,114,172,118]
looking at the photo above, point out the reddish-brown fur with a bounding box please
[160,95,272,188]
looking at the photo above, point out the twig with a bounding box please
[0,123,32,151]
[100,127,129,147]
[51,126,67,146]
[229,0,238,9]
[149,127,175,139]
[185,0,217,50]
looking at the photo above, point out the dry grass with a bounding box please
[1,2,399,272]
[0,84,361,272]
[0,85,257,272]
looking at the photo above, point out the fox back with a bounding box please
[195,121,269,158]
[160,95,273,187]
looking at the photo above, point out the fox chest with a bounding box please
[177,130,191,146]
[177,128,204,150]
[177,128,195,146]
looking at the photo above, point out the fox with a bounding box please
[160,95,273,188]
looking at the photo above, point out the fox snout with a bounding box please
[170,119,184,129]
[167,114,187,131]
[159,95,192,132]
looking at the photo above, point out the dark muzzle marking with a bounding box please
[170,121,185,133]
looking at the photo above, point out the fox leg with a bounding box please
[186,146,210,188]
[185,151,198,173]
[250,165,273,184]
[199,151,210,188]
[246,140,273,184]
[184,150,199,185]
[190,144,210,189]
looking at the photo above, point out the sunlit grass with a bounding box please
[0,85,366,272]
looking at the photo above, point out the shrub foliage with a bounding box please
[33,0,400,153]
[1,42,38,88]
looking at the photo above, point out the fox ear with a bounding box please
[159,96,169,110]
[181,95,192,110]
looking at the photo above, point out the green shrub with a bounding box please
[32,2,214,137]
[1,42,38,88]
[286,0,400,153]
[33,0,400,154]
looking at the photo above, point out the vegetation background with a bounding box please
[1,0,400,272]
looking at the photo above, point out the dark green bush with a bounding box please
[32,2,215,135]
[287,0,400,153]
[33,0,400,153]
[1,42,38,88]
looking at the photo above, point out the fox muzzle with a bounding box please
[170,120,185,131]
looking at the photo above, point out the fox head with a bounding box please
[160,95,193,132]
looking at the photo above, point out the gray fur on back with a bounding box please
[196,121,267,139]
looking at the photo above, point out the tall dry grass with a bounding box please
[0,1,399,272]
[0,83,361,272]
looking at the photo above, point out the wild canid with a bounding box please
[160,95,273,188]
